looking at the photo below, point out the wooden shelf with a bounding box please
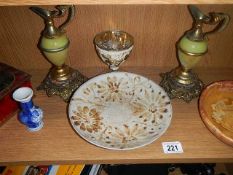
[0,0,233,6]
[0,67,233,165]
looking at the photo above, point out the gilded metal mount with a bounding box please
[31,5,88,102]
[160,5,229,102]
[37,68,88,102]
[160,67,204,103]
[30,5,75,38]
[187,5,230,41]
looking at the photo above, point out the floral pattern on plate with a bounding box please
[69,72,172,150]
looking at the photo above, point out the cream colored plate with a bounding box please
[69,72,172,150]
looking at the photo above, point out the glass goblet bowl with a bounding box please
[94,30,134,71]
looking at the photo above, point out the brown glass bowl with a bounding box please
[199,81,233,147]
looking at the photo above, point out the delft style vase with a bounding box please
[13,87,43,131]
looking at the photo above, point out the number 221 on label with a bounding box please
[162,141,183,154]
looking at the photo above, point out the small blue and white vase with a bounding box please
[13,87,44,132]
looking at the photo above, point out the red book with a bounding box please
[0,63,31,126]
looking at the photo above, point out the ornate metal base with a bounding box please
[160,68,204,102]
[37,68,88,102]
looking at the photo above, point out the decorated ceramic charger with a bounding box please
[69,72,172,150]
[199,81,233,147]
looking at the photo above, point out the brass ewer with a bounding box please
[160,5,230,102]
[30,5,87,102]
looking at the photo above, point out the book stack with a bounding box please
[0,164,102,175]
